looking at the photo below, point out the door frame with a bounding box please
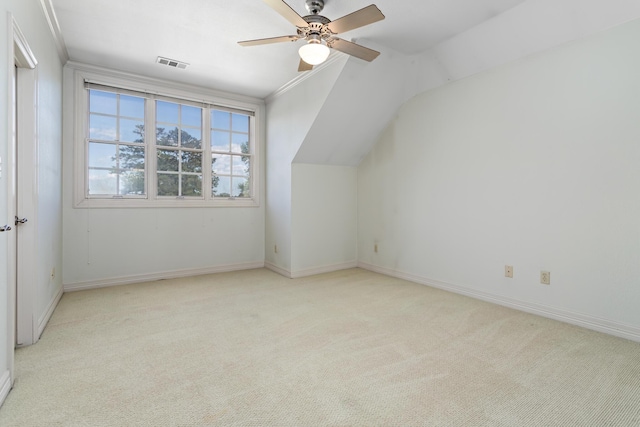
[5,13,38,385]
[13,17,38,347]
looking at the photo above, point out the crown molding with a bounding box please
[265,52,348,103]
[66,61,264,107]
[39,0,69,63]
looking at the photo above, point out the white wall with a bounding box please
[264,58,346,275]
[62,207,265,288]
[32,19,64,340]
[0,0,64,403]
[265,48,441,277]
[260,0,640,284]
[291,164,357,276]
[61,67,266,290]
[358,18,640,340]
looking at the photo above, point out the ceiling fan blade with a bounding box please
[238,35,300,46]
[327,38,380,62]
[298,59,313,72]
[327,5,385,34]
[263,0,308,28]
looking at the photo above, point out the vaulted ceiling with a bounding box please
[50,0,529,99]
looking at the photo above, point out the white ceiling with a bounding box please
[50,0,529,99]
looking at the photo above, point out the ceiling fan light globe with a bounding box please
[298,42,330,65]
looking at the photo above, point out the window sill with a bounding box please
[74,197,259,209]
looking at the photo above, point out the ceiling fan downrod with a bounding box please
[305,0,324,15]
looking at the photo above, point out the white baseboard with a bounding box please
[358,262,640,343]
[291,261,358,279]
[63,261,265,292]
[0,370,11,409]
[37,285,64,341]
[265,260,359,279]
[264,261,292,278]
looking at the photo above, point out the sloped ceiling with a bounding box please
[292,43,421,165]
[291,0,640,166]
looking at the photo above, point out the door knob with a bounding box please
[0,225,11,232]
[15,216,27,225]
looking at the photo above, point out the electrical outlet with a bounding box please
[374,244,378,253]
[541,271,550,285]
[505,265,513,278]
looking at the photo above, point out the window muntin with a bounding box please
[87,90,146,197]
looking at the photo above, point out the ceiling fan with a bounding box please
[238,0,385,72]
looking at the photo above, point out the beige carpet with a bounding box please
[0,268,639,426]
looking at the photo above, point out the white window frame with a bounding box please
[71,64,262,208]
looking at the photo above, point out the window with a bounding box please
[155,100,204,198]
[88,90,146,197]
[74,68,261,208]
[211,110,251,198]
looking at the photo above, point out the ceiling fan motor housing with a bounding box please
[305,0,325,14]
[298,17,332,39]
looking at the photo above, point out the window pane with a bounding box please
[233,177,250,198]
[234,155,250,177]
[212,154,231,175]
[157,149,179,172]
[212,110,230,130]
[181,128,202,149]
[182,151,202,173]
[119,145,145,170]
[213,175,230,197]
[231,155,246,175]
[90,90,117,115]
[157,126,179,146]
[120,119,144,143]
[182,175,202,197]
[182,105,202,127]
[157,173,179,196]
[212,130,230,151]
[120,95,144,118]
[120,171,145,196]
[231,133,248,153]
[232,113,249,133]
[157,101,179,124]
[89,142,116,168]
[90,114,117,141]
[88,169,117,195]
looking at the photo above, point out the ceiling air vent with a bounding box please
[156,56,189,69]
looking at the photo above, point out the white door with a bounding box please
[13,64,32,346]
